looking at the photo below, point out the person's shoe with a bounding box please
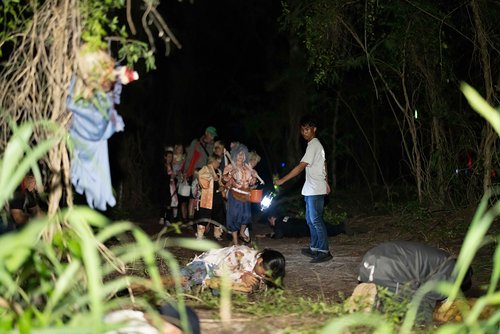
[213,226,223,241]
[310,252,333,263]
[301,248,318,258]
[159,218,165,225]
[196,224,206,240]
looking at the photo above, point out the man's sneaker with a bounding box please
[301,248,318,258]
[310,252,333,263]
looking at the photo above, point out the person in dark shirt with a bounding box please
[8,175,42,228]
[265,215,351,239]
[356,241,473,323]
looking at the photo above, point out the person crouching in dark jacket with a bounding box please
[355,241,473,323]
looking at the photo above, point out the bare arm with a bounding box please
[275,161,308,186]
[325,162,331,194]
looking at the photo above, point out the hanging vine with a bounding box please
[0,0,182,220]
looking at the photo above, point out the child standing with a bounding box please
[159,148,178,225]
[173,144,187,222]
[189,168,201,221]
[196,154,226,240]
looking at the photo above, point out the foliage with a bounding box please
[375,287,411,324]
[80,0,157,71]
[0,0,183,215]
[0,0,31,56]
[241,289,343,317]
[0,0,163,71]
[280,0,499,207]
[195,288,344,332]
[320,86,500,333]
[296,206,348,226]
[461,83,500,137]
[393,200,432,227]
[0,207,220,332]
[0,122,218,332]
[281,0,346,86]
[0,121,61,208]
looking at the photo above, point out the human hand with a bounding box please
[241,272,259,288]
[274,178,284,186]
[326,183,331,194]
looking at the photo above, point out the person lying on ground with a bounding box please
[129,245,285,294]
[349,240,473,324]
[180,245,285,293]
[262,214,352,239]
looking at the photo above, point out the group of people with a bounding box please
[1,115,476,331]
[159,127,218,226]
[269,115,474,323]
[207,114,475,326]
[160,126,264,246]
[122,238,471,332]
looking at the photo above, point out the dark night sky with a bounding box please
[111,0,288,194]
[120,0,286,148]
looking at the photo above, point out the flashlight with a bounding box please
[260,184,279,211]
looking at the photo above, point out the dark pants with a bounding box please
[196,193,226,226]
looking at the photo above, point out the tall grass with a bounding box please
[321,84,500,333]
[0,122,219,333]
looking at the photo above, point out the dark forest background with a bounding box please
[109,0,499,213]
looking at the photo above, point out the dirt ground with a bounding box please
[130,197,496,333]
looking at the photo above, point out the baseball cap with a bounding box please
[205,126,217,137]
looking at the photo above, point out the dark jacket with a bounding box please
[269,216,345,239]
[358,241,456,299]
[358,241,458,323]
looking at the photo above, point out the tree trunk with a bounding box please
[471,0,498,193]
[431,117,446,204]
[331,91,340,189]
[286,32,307,168]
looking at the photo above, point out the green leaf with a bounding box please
[44,260,82,318]
[461,82,500,136]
